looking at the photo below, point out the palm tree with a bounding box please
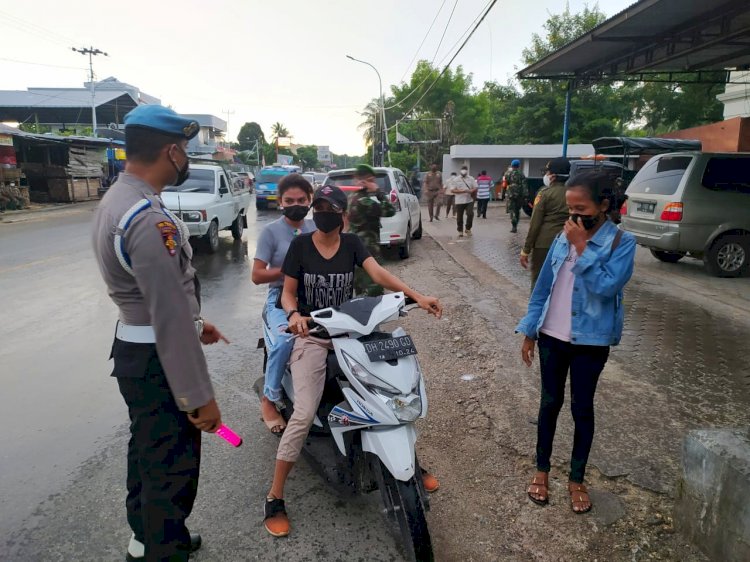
[357,99,381,147]
[270,122,290,143]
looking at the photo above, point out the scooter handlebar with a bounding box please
[284,318,319,334]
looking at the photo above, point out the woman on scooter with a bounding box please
[516,170,635,514]
[252,174,316,434]
[264,184,443,537]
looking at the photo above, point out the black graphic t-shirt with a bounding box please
[282,232,372,315]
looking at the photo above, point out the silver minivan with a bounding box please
[621,152,750,277]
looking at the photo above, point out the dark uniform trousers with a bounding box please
[112,339,201,562]
[530,246,550,291]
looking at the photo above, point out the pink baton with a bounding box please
[215,424,243,447]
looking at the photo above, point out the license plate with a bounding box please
[636,201,656,213]
[362,335,417,362]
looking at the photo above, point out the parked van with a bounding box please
[621,152,750,277]
[255,165,300,209]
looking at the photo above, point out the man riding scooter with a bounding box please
[263,185,442,538]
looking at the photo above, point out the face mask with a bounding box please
[170,146,190,186]
[282,205,309,222]
[543,174,552,187]
[460,170,468,176]
[313,211,343,233]
[570,213,600,230]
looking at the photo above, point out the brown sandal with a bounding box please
[527,472,549,506]
[260,398,286,434]
[568,482,592,514]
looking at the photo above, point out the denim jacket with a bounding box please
[515,220,636,346]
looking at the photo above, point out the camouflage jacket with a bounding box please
[348,187,395,248]
[504,169,527,201]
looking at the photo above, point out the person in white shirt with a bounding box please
[445,166,477,237]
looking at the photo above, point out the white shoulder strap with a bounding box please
[114,198,152,276]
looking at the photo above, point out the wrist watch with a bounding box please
[286,309,299,321]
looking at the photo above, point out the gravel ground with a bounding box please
[383,235,707,562]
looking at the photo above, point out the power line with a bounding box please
[392,0,499,128]
[431,0,460,65]
[0,10,79,47]
[0,57,86,70]
[385,0,491,111]
[399,0,448,83]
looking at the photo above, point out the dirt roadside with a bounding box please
[384,235,706,562]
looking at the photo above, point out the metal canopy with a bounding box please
[518,0,750,84]
[592,136,702,155]
[0,92,137,127]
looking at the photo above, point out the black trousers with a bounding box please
[476,198,489,218]
[456,202,474,233]
[113,339,201,562]
[536,333,609,483]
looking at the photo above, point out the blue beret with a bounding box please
[124,105,200,140]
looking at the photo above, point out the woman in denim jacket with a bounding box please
[516,170,635,514]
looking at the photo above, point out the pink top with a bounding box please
[540,243,578,342]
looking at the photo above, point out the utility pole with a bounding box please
[72,46,108,138]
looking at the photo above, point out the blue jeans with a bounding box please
[263,287,294,402]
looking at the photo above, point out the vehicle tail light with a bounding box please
[660,202,683,222]
[389,189,401,211]
[620,201,627,216]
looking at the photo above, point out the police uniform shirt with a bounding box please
[522,181,570,254]
[92,171,214,411]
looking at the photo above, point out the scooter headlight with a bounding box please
[342,352,400,394]
[386,394,422,422]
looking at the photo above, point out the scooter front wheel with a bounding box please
[375,459,433,562]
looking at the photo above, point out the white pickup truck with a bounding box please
[161,163,251,253]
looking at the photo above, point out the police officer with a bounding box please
[520,157,571,290]
[348,163,394,296]
[92,105,227,562]
[504,159,527,233]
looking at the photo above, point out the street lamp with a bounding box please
[346,54,390,167]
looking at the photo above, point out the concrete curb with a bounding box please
[0,201,98,224]
[676,427,750,562]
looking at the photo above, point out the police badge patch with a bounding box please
[157,221,178,256]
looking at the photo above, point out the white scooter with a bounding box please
[255,292,433,562]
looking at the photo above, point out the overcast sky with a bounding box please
[1,0,634,154]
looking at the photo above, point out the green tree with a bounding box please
[237,121,265,151]
[295,145,320,170]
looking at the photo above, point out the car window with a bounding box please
[257,171,288,184]
[325,173,392,191]
[397,174,412,194]
[702,157,750,193]
[164,168,214,193]
[627,155,692,196]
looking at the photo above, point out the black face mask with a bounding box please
[170,146,190,186]
[283,205,309,222]
[313,211,343,233]
[570,213,600,230]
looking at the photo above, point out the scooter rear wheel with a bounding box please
[375,459,433,562]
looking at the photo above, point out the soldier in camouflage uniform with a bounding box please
[348,164,395,296]
[504,159,527,233]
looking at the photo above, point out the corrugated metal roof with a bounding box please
[0,88,126,108]
[519,0,750,81]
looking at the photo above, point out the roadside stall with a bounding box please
[13,134,120,203]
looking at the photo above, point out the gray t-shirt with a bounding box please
[254,216,316,288]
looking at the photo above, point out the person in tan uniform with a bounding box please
[520,157,571,290]
[92,105,227,562]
